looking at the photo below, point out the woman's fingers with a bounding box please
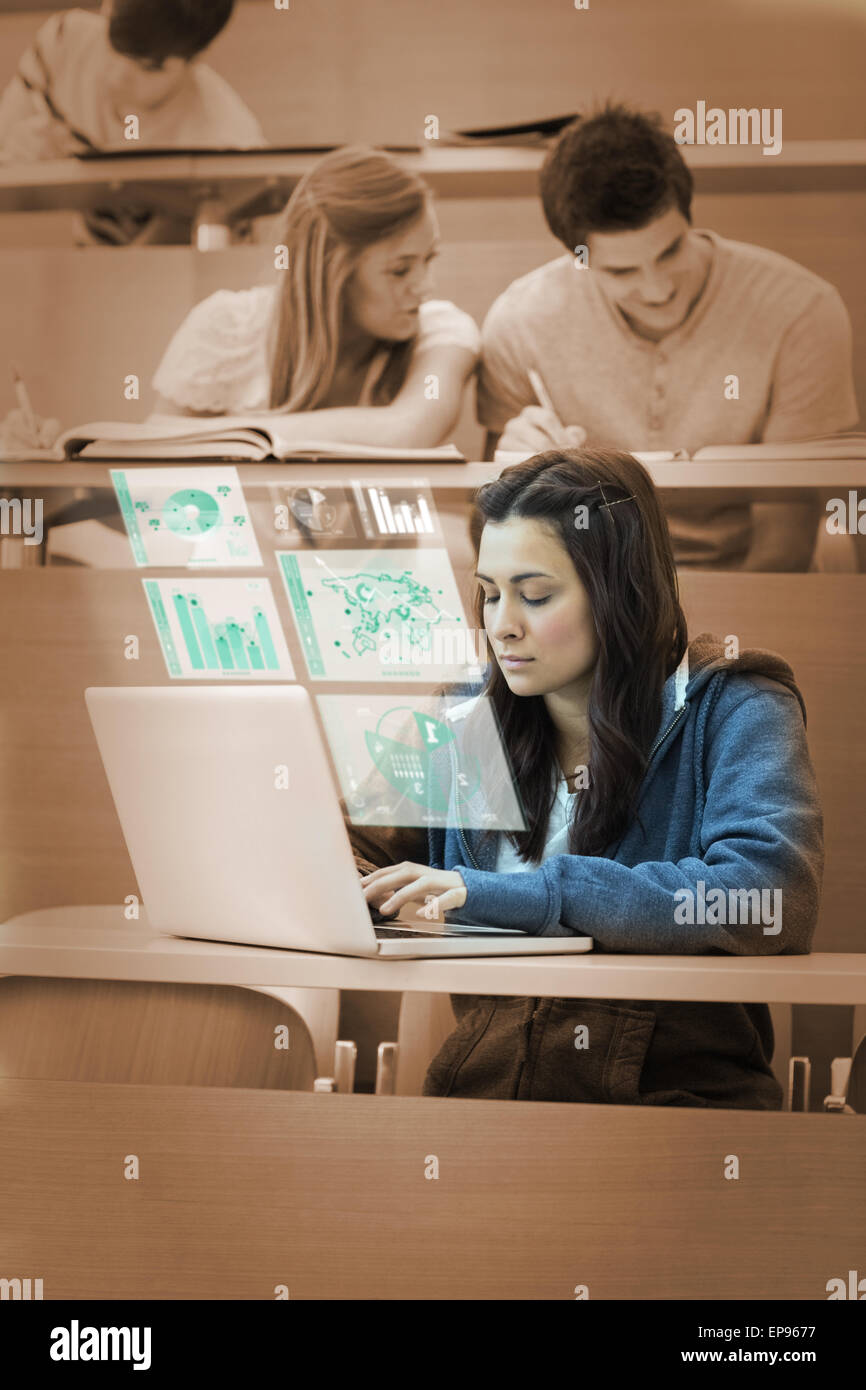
[377,878,430,911]
[360,861,424,905]
[360,863,467,916]
[359,860,418,886]
[414,888,464,917]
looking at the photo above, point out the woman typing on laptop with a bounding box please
[360,448,824,1109]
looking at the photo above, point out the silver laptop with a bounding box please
[85,686,593,959]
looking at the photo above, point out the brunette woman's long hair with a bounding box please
[466,448,688,862]
[267,146,429,411]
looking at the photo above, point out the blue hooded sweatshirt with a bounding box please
[421,633,823,1109]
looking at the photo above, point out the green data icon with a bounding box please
[162,488,222,538]
[317,694,526,830]
[278,547,476,682]
[365,707,481,814]
[113,466,261,567]
[144,577,294,679]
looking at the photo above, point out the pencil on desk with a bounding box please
[11,366,37,434]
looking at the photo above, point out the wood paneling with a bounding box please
[0,977,316,1089]
[1,1077,863,1299]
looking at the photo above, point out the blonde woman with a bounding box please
[151,145,480,447]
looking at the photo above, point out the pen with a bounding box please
[528,367,559,421]
[11,366,37,435]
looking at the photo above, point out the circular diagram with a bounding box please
[288,486,338,533]
[163,488,222,538]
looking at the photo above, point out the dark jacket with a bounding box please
[421,634,824,1109]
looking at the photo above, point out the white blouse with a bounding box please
[495,777,578,873]
[152,284,480,415]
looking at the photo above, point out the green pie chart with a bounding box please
[163,488,222,538]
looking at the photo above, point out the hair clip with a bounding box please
[596,481,636,511]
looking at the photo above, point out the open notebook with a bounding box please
[56,416,466,463]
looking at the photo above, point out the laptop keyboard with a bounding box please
[374,922,525,939]
[369,902,524,939]
[375,924,456,939]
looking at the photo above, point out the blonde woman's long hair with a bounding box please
[267,146,430,411]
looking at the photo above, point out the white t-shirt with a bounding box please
[495,777,577,873]
[152,285,481,414]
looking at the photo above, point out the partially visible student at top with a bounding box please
[0,0,264,162]
[151,145,481,450]
[478,104,858,571]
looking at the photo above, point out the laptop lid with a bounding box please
[85,685,382,956]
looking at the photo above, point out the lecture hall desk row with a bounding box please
[1,140,864,231]
[0,909,865,1299]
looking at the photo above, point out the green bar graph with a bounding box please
[145,578,291,680]
[224,620,250,670]
[173,592,204,670]
[254,607,279,670]
[189,596,218,667]
[215,631,234,669]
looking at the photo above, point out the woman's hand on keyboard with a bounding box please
[359,861,468,921]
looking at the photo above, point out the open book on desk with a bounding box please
[495,434,866,466]
[55,417,466,463]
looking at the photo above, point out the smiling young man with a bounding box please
[478,104,858,570]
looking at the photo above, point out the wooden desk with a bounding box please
[3,907,866,1006]
[1,1075,863,1299]
[3,454,865,497]
[1,140,864,229]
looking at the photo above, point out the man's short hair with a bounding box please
[540,104,693,250]
[108,0,236,66]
